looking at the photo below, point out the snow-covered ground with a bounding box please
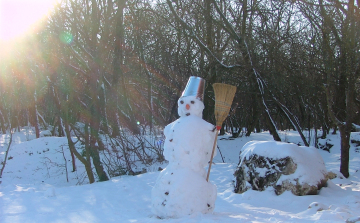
[1,128,360,222]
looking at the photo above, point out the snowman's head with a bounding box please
[177,95,204,118]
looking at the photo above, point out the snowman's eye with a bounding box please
[190,101,195,104]
[180,100,184,104]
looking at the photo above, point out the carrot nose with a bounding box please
[186,104,190,110]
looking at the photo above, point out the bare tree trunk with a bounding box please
[112,0,139,135]
[0,128,12,180]
[89,121,109,181]
[64,121,95,183]
[37,111,48,130]
[33,91,40,138]
[51,82,95,183]
[317,0,358,178]
[338,124,351,178]
[273,98,309,146]
[0,107,6,133]
[64,118,76,172]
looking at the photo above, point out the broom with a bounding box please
[206,83,237,182]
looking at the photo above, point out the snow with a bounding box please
[1,133,89,186]
[1,129,360,222]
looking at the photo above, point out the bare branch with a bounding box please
[166,0,241,69]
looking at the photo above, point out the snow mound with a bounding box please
[240,141,328,186]
[235,141,329,195]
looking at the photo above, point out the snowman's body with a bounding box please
[151,95,217,218]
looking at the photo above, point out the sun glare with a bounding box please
[0,0,59,42]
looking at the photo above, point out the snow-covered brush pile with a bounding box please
[100,130,165,177]
[72,122,166,175]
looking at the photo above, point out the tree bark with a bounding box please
[318,0,358,178]
[112,0,140,135]
[0,129,12,180]
[0,107,6,133]
[50,82,95,183]
[64,120,95,183]
[339,125,351,177]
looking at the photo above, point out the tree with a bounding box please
[300,0,360,177]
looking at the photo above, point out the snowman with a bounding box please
[151,76,217,218]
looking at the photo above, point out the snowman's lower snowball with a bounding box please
[151,166,217,218]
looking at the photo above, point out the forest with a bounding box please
[0,0,359,181]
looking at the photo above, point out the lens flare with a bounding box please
[59,32,73,44]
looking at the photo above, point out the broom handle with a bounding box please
[206,127,220,182]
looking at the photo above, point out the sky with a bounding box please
[0,0,59,41]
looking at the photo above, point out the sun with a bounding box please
[0,0,59,41]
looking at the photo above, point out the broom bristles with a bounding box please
[213,83,236,127]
